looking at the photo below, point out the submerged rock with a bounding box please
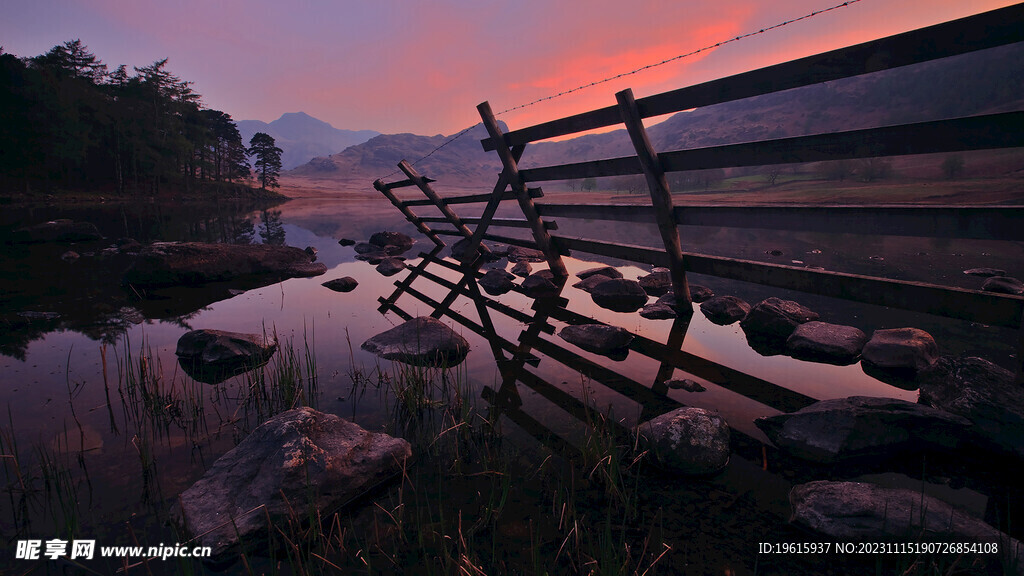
[700,295,750,325]
[376,257,407,277]
[860,327,939,375]
[505,246,546,263]
[479,269,516,295]
[790,480,1024,570]
[175,408,412,566]
[981,275,1024,295]
[591,279,648,312]
[123,242,326,288]
[558,324,634,356]
[175,329,278,384]
[323,277,358,292]
[918,356,1024,460]
[638,270,672,296]
[510,261,532,277]
[521,272,560,298]
[635,407,730,475]
[11,219,102,243]
[740,297,818,339]
[785,321,867,365]
[361,316,470,367]
[686,285,714,303]
[755,396,969,464]
[666,379,706,392]
[576,266,622,280]
[572,274,615,293]
[368,231,414,253]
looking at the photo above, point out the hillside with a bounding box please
[238,112,379,170]
[290,43,1024,190]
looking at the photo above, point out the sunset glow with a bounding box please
[2,0,1017,135]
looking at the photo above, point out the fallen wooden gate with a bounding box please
[374,3,1024,383]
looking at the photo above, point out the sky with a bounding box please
[1,0,1017,137]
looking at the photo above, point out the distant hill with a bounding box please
[237,112,379,170]
[291,43,1024,189]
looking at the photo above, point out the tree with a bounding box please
[248,132,282,189]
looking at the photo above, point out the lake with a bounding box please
[1,191,1021,574]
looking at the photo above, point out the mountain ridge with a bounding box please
[237,112,379,170]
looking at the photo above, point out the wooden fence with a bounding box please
[374,3,1024,382]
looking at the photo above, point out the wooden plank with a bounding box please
[373,178,445,246]
[377,246,446,313]
[552,236,1024,329]
[533,204,1024,242]
[616,88,691,305]
[460,144,527,264]
[397,160,488,255]
[402,187,543,207]
[479,101,568,276]
[481,4,1024,149]
[419,216,558,230]
[378,176,436,190]
[520,112,1024,182]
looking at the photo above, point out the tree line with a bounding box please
[0,40,282,195]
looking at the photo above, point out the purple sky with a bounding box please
[2,1,1016,135]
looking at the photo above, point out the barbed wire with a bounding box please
[377,0,861,181]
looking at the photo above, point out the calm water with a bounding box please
[1,193,1021,573]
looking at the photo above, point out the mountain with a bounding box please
[237,112,379,170]
[291,43,1024,189]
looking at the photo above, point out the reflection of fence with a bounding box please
[375,3,1024,383]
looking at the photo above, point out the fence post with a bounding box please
[478,101,568,277]
[458,144,526,264]
[373,178,445,247]
[397,160,489,257]
[616,88,691,307]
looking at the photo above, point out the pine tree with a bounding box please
[248,132,282,189]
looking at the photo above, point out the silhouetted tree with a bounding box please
[248,132,282,189]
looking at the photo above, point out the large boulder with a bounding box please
[11,219,102,243]
[361,317,470,367]
[521,272,560,298]
[175,329,278,384]
[686,285,714,303]
[638,270,672,296]
[479,269,517,295]
[573,274,615,293]
[123,242,326,288]
[635,407,730,475]
[785,321,868,365]
[558,324,634,356]
[700,295,750,325]
[790,480,1023,572]
[740,297,818,339]
[755,396,970,464]
[860,327,939,374]
[591,279,649,313]
[918,356,1024,459]
[450,238,503,262]
[175,408,412,566]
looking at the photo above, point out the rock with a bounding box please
[638,270,672,296]
[755,396,970,464]
[116,237,143,253]
[591,279,649,312]
[505,246,546,263]
[666,379,705,392]
[361,317,470,367]
[963,267,1005,277]
[576,266,622,280]
[355,251,388,264]
[124,242,326,288]
[639,301,677,319]
[323,277,358,292]
[510,261,532,277]
[700,295,751,325]
[687,285,714,303]
[11,219,102,243]
[635,407,730,475]
[790,480,1024,570]
[740,297,818,339]
[860,327,939,374]
[175,408,412,565]
[353,242,382,254]
[338,238,356,246]
[376,257,406,277]
[785,321,868,365]
[175,329,278,384]
[368,231,414,253]
[572,274,615,293]
[558,324,634,356]
[60,250,80,262]
[766,249,783,256]
[919,356,1024,459]
[521,272,560,298]
[655,293,694,313]
[479,269,516,295]
[304,246,318,259]
[982,275,1024,295]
